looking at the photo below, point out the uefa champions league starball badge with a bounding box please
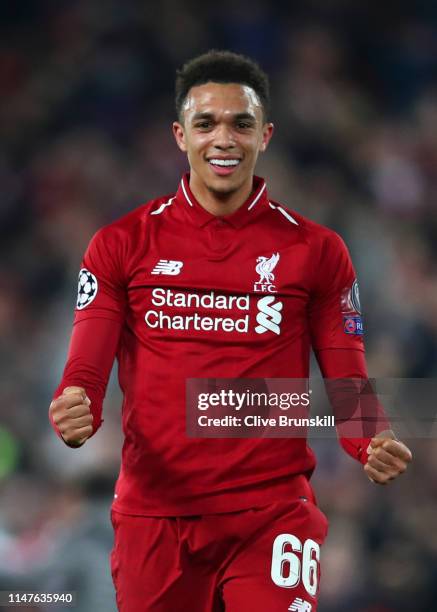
[76,268,98,309]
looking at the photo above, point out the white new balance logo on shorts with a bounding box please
[151,260,184,275]
[288,597,312,611]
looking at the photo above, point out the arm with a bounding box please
[309,231,412,482]
[316,347,388,464]
[316,348,412,483]
[49,317,122,447]
[49,226,126,448]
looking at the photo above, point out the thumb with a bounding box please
[367,437,385,455]
[63,386,90,405]
[368,429,397,452]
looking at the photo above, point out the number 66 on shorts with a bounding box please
[271,534,320,597]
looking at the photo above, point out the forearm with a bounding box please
[315,348,391,464]
[51,317,122,442]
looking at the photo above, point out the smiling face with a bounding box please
[173,82,274,203]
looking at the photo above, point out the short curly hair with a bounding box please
[175,50,270,122]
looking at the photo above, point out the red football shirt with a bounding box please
[51,174,379,515]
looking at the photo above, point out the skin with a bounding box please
[50,387,413,481]
[49,386,92,447]
[49,81,413,482]
[364,430,412,485]
[172,82,274,216]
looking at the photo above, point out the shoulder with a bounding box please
[90,193,175,250]
[268,199,347,252]
[99,193,175,237]
[85,194,174,273]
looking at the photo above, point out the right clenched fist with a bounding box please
[49,386,93,447]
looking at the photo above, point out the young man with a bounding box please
[49,51,412,611]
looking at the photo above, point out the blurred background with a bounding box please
[1,0,437,610]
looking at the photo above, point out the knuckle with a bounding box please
[374,447,381,456]
[80,427,93,440]
[56,412,69,426]
[78,415,91,426]
[49,399,62,414]
[69,394,84,405]
[80,416,93,427]
[80,412,93,423]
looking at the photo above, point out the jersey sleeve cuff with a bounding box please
[339,437,372,465]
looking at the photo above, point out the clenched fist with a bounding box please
[49,386,93,447]
[364,429,412,485]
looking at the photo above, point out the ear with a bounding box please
[173,121,187,152]
[259,123,274,153]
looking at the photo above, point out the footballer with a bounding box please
[49,50,412,611]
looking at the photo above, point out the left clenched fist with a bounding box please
[364,430,412,485]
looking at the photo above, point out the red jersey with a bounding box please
[52,174,376,516]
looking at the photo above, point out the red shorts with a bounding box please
[110,496,328,612]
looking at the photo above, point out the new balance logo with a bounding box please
[255,296,283,335]
[288,598,312,611]
[151,260,183,275]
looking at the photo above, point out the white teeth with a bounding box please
[209,159,240,167]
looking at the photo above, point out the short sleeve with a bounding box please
[75,227,127,324]
[309,231,364,351]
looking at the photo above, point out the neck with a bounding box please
[189,171,253,216]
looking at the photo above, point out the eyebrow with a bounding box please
[191,112,257,122]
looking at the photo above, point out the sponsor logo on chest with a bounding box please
[143,253,284,336]
[143,288,284,336]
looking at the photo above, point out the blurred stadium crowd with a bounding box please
[0,1,437,610]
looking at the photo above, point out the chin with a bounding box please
[207,177,241,196]
[208,183,236,196]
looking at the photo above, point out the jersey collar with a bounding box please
[175,173,269,228]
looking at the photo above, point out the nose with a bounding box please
[213,123,236,150]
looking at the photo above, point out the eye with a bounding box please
[196,121,212,129]
[236,122,252,129]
